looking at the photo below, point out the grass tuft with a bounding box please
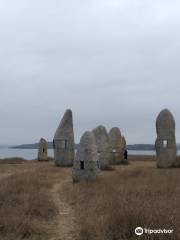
[0,166,58,240]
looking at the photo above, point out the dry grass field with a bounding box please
[0,156,180,240]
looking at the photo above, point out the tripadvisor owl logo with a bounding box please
[135,227,174,236]
[135,227,143,236]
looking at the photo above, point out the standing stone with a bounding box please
[38,138,48,161]
[121,136,128,164]
[72,131,99,182]
[92,125,110,170]
[155,109,177,168]
[109,127,122,164]
[53,109,75,167]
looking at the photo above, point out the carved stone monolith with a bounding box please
[72,131,98,182]
[109,127,122,164]
[121,136,128,164]
[92,125,110,170]
[53,109,75,166]
[155,109,177,168]
[38,138,48,161]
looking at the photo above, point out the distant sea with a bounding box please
[0,148,179,160]
[0,148,54,160]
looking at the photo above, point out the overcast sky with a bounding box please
[1,0,180,145]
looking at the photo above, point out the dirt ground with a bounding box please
[0,158,155,239]
[1,157,179,240]
[0,160,76,240]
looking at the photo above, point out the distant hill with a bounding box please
[129,144,180,150]
[127,144,155,151]
[10,142,52,149]
[0,145,10,149]
[10,142,79,149]
[9,142,180,150]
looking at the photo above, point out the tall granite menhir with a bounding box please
[53,109,75,167]
[92,125,110,169]
[72,131,98,182]
[155,109,177,168]
[38,138,48,161]
[109,127,122,164]
[121,136,128,163]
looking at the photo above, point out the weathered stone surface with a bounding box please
[92,125,110,169]
[121,136,128,164]
[72,131,98,182]
[121,136,127,153]
[109,127,122,164]
[155,109,177,168]
[38,138,48,161]
[53,109,75,167]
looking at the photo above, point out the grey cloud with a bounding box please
[0,0,180,145]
